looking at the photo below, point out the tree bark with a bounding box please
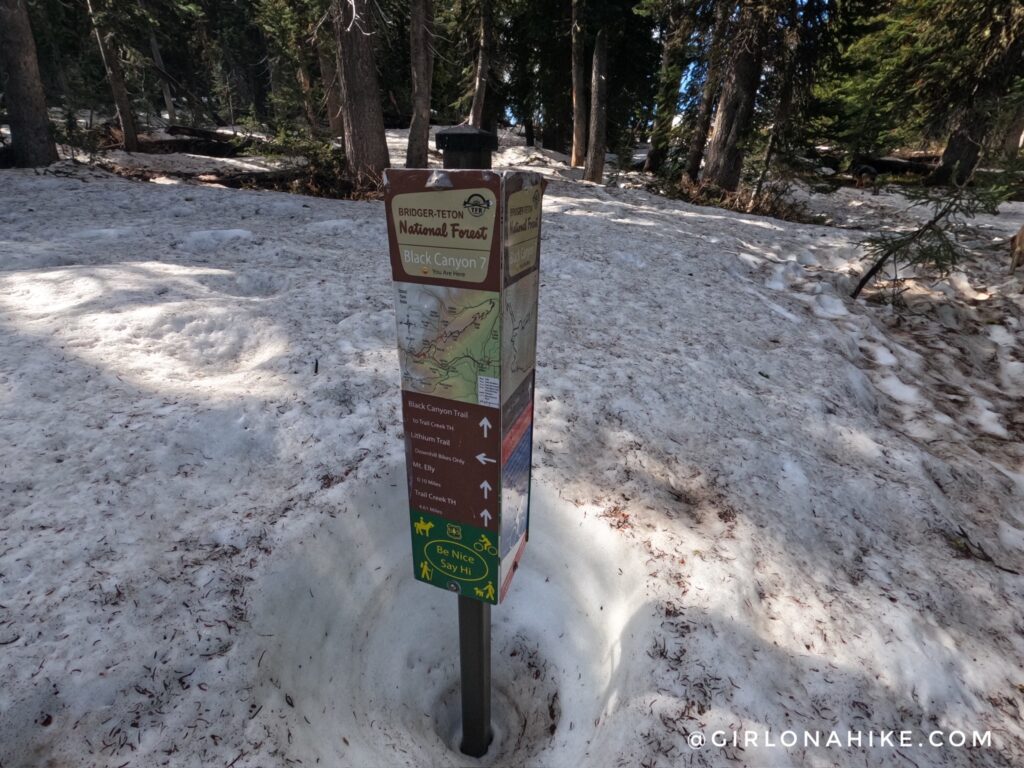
[138,0,176,123]
[333,0,390,181]
[316,35,345,137]
[570,0,587,167]
[1001,108,1024,159]
[701,1,766,191]
[86,0,138,152]
[748,25,798,210]
[295,59,318,130]
[582,29,607,184]
[148,30,176,123]
[0,0,58,166]
[406,0,434,168]
[684,0,731,183]
[927,106,986,186]
[644,11,690,174]
[468,0,492,128]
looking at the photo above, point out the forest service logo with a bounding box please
[463,193,492,217]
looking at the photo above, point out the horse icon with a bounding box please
[414,517,434,537]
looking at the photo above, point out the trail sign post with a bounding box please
[383,129,542,757]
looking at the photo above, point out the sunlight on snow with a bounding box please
[0,262,291,398]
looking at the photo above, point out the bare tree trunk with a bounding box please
[570,0,587,167]
[0,0,58,166]
[138,0,176,123]
[684,0,732,183]
[331,46,347,156]
[702,2,766,191]
[406,0,434,167]
[524,118,535,147]
[582,29,607,184]
[316,35,344,137]
[148,30,176,123]
[333,0,390,180]
[644,11,690,174]
[928,16,1024,184]
[86,0,138,152]
[468,0,492,128]
[295,60,318,129]
[1001,108,1024,159]
[927,106,986,186]
[748,27,798,210]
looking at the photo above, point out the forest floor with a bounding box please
[1,131,1023,768]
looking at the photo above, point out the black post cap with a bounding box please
[436,126,499,153]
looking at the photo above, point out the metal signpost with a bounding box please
[383,128,542,758]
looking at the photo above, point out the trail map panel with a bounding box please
[394,283,501,407]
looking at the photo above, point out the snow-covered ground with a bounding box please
[1,134,1022,767]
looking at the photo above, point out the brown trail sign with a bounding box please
[384,168,542,606]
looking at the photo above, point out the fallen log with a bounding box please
[152,125,258,157]
[195,167,308,187]
[851,155,936,176]
[198,166,355,197]
[138,136,246,157]
[165,125,253,144]
[91,157,304,188]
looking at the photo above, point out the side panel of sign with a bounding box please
[498,172,543,601]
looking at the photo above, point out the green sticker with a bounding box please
[409,509,500,604]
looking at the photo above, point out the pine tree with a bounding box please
[582,28,607,183]
[468,0,493,128]
[0,0,59,166]
[923,2,1024,185]
[86,0,139,150]
[406,0,434,167]
[570,0,587,167]
[852,180,1011,298]
[684,0,732,182]
[332,0,390,181]
[812,1,1024,182]
[642,4,692,174]
[701,0,774,191]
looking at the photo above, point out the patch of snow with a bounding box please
[1,145,1022,767]
[876,374,922,405]
[812,294,849,319]
[971,396,1009,438]
[181,228,254,252]
[864,342,899,367]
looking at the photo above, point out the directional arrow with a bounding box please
[479,509,492,526]
[480,480,492,499]
[476,453,496,465]
[479,417,492,437]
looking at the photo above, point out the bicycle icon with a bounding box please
[473,534,497,556]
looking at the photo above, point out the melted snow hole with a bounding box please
[245,468,649,766]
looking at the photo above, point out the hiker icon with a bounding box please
[473,582,496,601]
